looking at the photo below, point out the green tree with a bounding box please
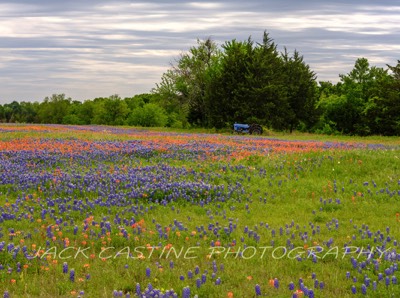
[91,97,107,125]
[207,38,253,128]
[247,32,288,130]
[153,69,186,115]
[37,94,71,124]
[126,103,168,127]
[76,100,95,125]
[153,38,220,127]
[91,95,129,125]
[182,38,220,126]
[281,49,318,132]
[19,101,39,123]
[155,31,317,130]
[62,101,84,125]
[0,105,5,122]
[316,94,359,134]
[102,95,130,125]
[3,101,20,122]
[207,32,291,129]
[364,61,400,135]
[317,58,375,135]
[316,58,399,135]
[124,93,153,111]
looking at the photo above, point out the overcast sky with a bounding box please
[1,1,399,103]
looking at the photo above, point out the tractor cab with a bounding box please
[233,123,263,135]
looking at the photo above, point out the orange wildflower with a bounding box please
[295,289,304,296]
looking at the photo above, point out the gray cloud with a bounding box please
[1,1,399,103]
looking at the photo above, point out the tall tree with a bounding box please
[207,38,253,128]
[153,38,220,127]
[208,32,291,129]
[177,38,221,126]
[281,49,318,132]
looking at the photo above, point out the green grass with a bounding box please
[0,125,399,297]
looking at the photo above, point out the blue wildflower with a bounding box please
[69,269,75,282]
[255,284,261,296]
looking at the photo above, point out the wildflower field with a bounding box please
[1,124,400,298]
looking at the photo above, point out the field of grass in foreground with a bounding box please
[0,124,400,297]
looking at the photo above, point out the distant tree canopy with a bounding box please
[0,31,399,135]
[0,93,173,128]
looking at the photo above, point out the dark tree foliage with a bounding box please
[155,31,318,131]
[281,48,318,132]
[366,60,400,135]
[207,38,255,128]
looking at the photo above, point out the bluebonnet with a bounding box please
[63,262,68,274]
[255,284,261,296]
[69,269,75,282]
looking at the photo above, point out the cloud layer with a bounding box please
[1,1,399,102]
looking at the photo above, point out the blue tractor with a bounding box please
[233,123,263,135]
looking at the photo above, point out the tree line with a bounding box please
[1,31,399,135]
[0,93,180,128]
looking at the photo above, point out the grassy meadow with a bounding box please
[0,124,400,297]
